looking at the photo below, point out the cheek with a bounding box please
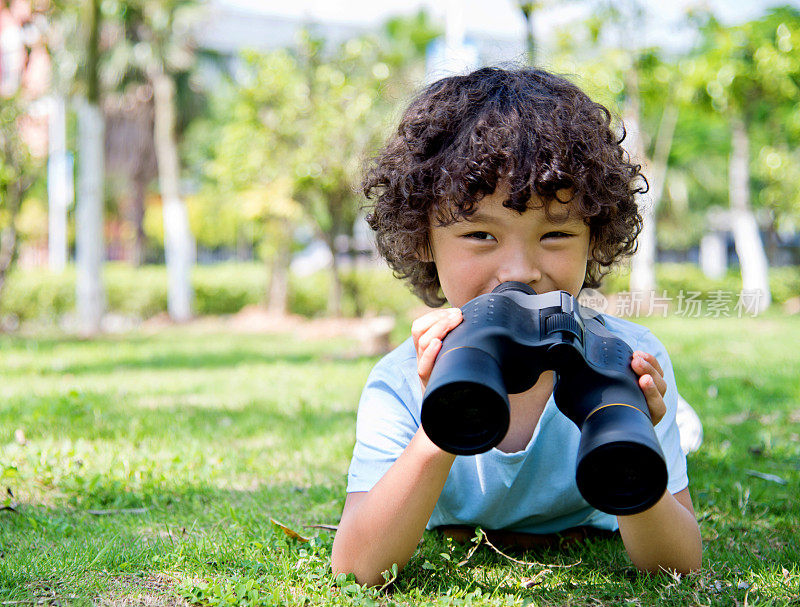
[548,247,590,290]
[434,254,491,305]
[439,256,482,286]
[570,236,593,269]
[550,247,587,271]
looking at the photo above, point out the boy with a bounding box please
[331,67,702,586]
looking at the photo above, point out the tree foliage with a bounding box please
[186,13,439,312]
[551,4,800,250]
[0,95,44,297]
[682,6,800,229]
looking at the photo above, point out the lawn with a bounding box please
[0,314,798,605]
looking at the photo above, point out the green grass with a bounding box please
[0,315,798,605]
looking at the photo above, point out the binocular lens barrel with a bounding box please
[576,403,668,515]
[421,346,509,455]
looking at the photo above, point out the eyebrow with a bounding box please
[463,211,500,224]
[465,210,585,228]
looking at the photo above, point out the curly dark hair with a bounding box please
[362,66,646,307]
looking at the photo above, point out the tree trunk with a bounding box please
[326,233,343,317]
[267,223,291,315]
[344,224,364,316]
[700,231,727,279]
[48,95,70,272]
[519,2,536,65]
[75,0,105,336]
[729,115,771,312]
[153,71,194,322]
[0,222,19,302]
[129,172,147,266]
[1,178,32,305]
[648,105,679,212]
[623,69,656,294]
[76,99,106,336]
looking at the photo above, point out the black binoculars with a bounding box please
[420,281,668,515]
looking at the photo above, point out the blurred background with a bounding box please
[1,0,798,337]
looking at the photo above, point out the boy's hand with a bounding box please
[631,350,667,425]
[411,307,463,391]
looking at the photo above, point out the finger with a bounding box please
[631,354,667,397]
[411,309,453,342]
[640,374,667,425]
[633,350,664,378]
[417,337,443,389]
[416,309,463,354]
[411,308,461,345]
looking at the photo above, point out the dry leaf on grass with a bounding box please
[1,487,18,513]
[520,569,552,588]
[271,517,310,542]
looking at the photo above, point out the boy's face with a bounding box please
[428,183,593,308]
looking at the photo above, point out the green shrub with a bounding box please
[0,262,796,323]
[105,265,168,318]
[288,271,331,317]
[599,263,799,304]
[288,267,420,318]
[0,268,75,320]
[769,266,800,304]
[192,263,266,315]
[657,264,743,299]
[0,263,265,321]
[344,268,420,317]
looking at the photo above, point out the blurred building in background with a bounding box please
[196,2,524,65]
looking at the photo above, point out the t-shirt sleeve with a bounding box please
[634,329,689,496]
[346,355,421,493]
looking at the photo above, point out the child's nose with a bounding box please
[496,250,542,287]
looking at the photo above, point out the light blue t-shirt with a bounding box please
[346,314,689,534]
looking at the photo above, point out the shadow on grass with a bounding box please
[54,350,319,375]
[25,349,375,376]
[0,389,358,443]
[0,332,378,376]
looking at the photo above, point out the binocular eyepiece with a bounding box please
[420,282,668,515]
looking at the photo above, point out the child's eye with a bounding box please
[542,231,572,240]
[464,231,496,241]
